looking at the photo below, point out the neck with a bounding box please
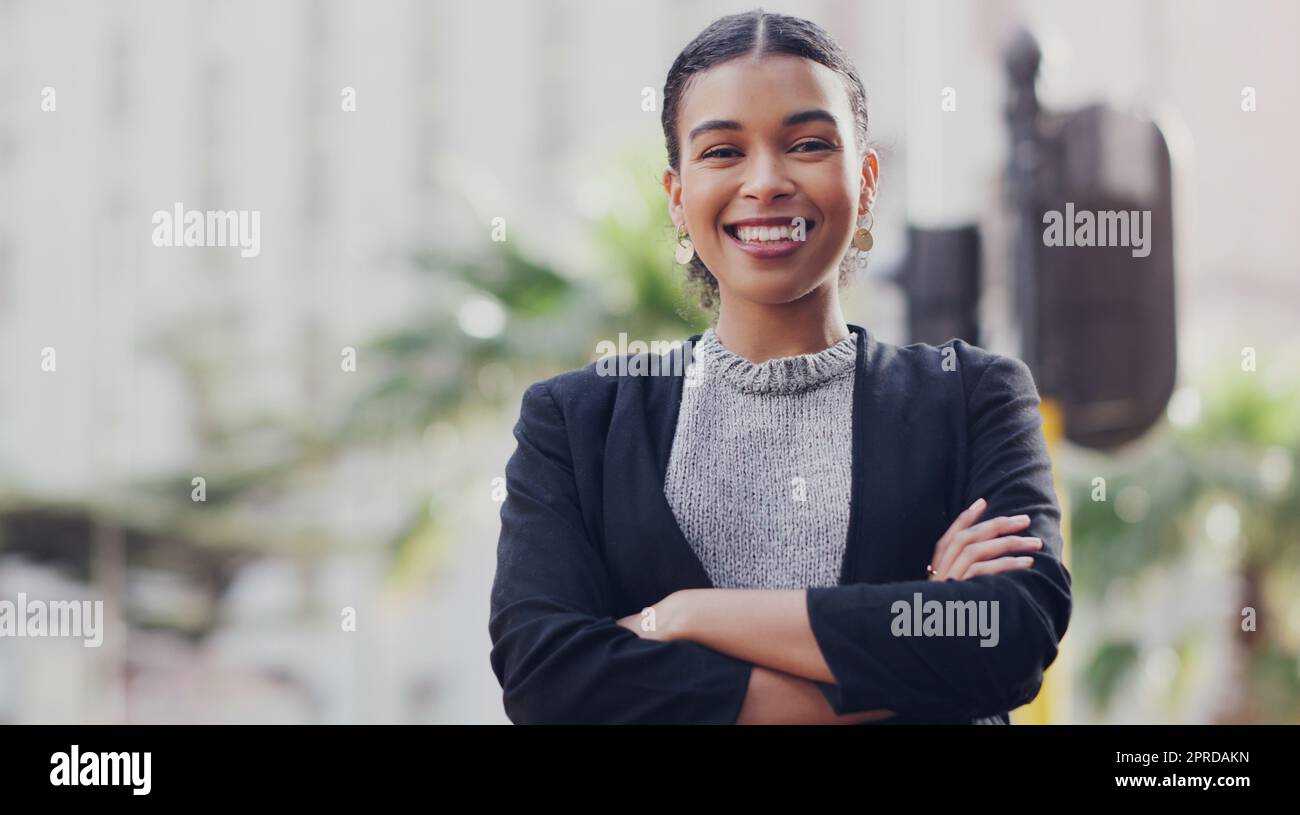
[712,283,850,364]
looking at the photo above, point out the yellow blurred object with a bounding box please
[1012,397,1071,724]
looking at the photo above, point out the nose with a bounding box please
[739,148,796,204]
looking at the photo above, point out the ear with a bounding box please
[858,149,879,214]
[663,166,684,228]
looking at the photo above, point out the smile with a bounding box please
[723,220,816,260]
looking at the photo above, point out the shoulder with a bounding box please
[866,330,1037,403]
[520,361,605,412]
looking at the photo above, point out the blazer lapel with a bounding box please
[602,336,715,612]
[844,324,930,584]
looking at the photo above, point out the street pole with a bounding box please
[1004,27,1069,725]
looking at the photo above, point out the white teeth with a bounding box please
[735,225,795,243]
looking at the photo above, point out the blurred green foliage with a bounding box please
[1068,352,1300,721]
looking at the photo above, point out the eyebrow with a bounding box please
[687,109,839,143]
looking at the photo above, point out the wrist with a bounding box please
[663,589,697,641]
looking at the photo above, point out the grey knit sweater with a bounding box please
[664,327,857,590]
[663,326,1006,725]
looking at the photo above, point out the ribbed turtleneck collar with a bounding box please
[694,327,857,395]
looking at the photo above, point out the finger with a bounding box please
[940,514,1032,574]
[963,514,1033,545]
[960,555,1036,580]
[949,535,1042,579]
[939,512,1028,575]
[949,534,1041,576]
[933,498,987,573]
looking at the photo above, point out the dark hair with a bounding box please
[661,8,871,312]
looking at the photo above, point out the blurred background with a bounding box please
[1,0,1297,724]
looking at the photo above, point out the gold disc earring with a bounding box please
[852,210,874,252]
[674,227,695,264]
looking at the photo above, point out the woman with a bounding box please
[488,9,1072,724]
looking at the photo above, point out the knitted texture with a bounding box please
[664,327,857,590]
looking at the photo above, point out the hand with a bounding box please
[927,498,1042,581]
[616,590,687,642]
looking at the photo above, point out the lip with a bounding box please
[725,216,815,228]
[723,217,816,260]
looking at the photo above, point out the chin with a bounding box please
[725,270,835,306]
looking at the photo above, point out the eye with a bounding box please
[701,146,741,160]
[702,140,833,160]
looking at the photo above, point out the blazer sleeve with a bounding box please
[488,380,755,724]
[805,353,1073,720]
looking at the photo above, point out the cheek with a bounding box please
[817,172,860,215]
[799,166,856,223]
[682,188,725,238]
[799,202,850,258]
[820,185,860,238]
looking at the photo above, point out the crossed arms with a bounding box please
[488,356,1072,724]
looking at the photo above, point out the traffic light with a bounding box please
[1005,29,1177,451]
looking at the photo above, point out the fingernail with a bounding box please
[1013,514,1030,522]
[1018,557,1034,564]
[970,498,986,510]
[1031,538,1043,547]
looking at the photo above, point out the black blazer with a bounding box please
[488,323,1072,724]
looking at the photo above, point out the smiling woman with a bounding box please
[661,12,876,315]
[487,8,1072,726]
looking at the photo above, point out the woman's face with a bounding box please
[664,54,878,307]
